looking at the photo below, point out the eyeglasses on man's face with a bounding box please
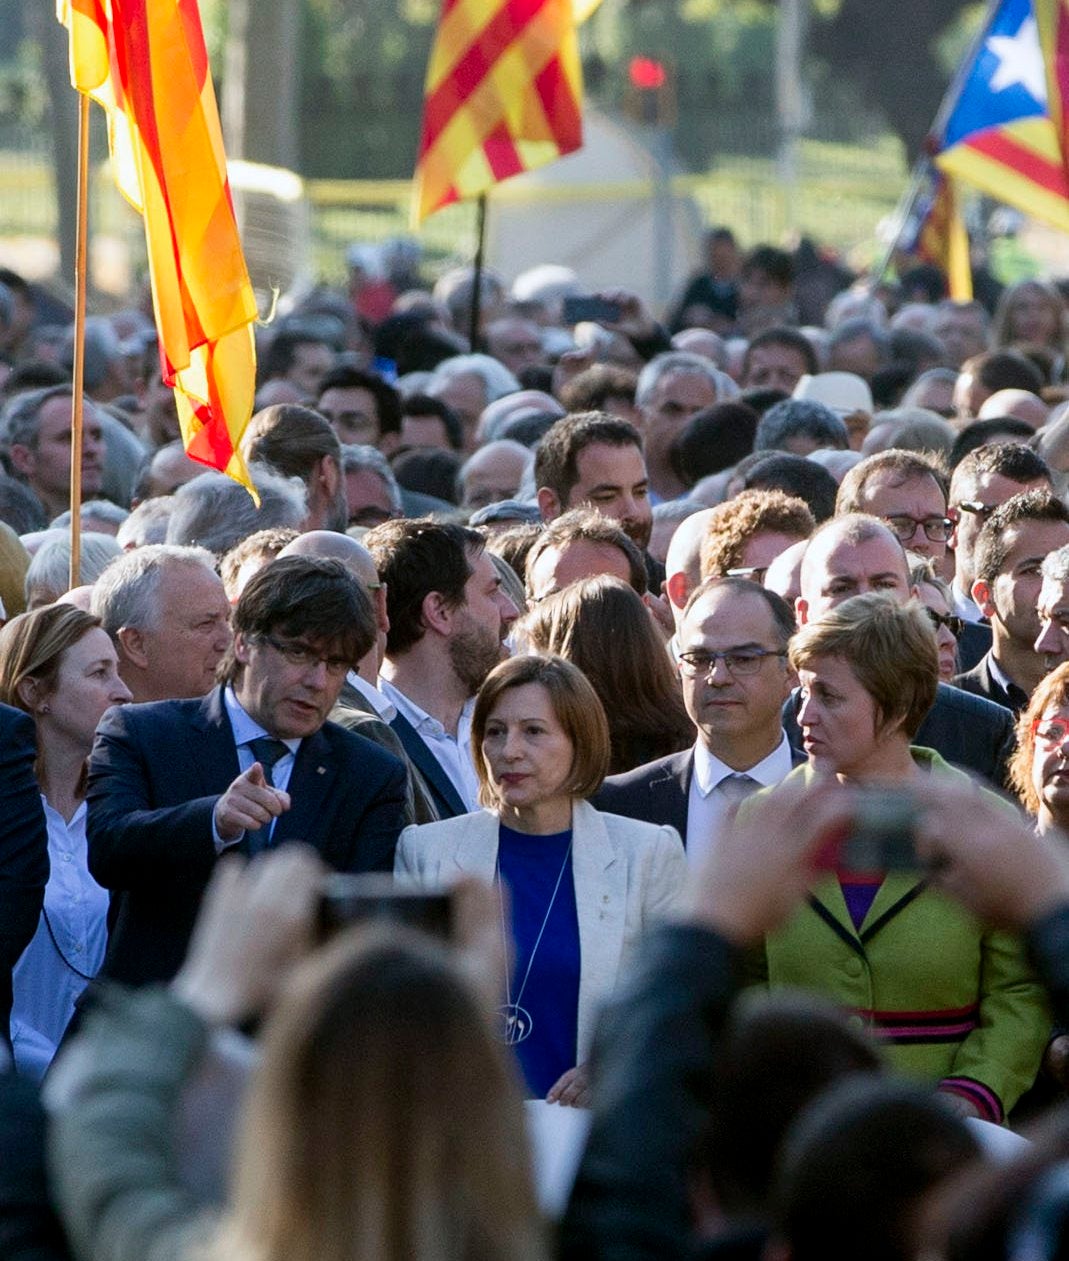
[257,634,351,676]
[884,515,954,544]
[678,647,787,679]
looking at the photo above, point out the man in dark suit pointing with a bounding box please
[87,555,408,986]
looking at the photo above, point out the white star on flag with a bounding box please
[987,14,1048,103]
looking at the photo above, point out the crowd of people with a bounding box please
[5,231,1069,1257]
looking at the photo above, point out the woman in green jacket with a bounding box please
[758,592,1048,1123]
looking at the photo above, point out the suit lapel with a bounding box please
[188,688,240,793]
[449,810,498,883]
[274,728,337,849]
[858,872,927,941]
[571,800,626,1056]
[390,712,467,818]
[648,752,692,839]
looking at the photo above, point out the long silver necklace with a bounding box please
[495,837,574,1046]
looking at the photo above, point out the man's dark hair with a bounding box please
[974,488,1069,587]
[948,417,1036,468]
[670,402,759,486]
[741,245,794,288]
[497,410,561,448]
[524,507,647,597]
[558,364,639,414]
[534,411,643,507]
[365,518,485,655]
[0,360,70,399]
[742,327,818,381]
[684,576,797,649]
[0,384,74,468]
[259,329,332,383]
[774,1078,978,1261]
[755,399,850,453]
[702,992,882,1216]
[316,364,403,436]
[964,349,1045,396]
[0,471,46,533]
[950,441,1051,504]
[743,452,839,523]
[400,393,464,450]
[391,447,462,505]
[221,555,375,683]
[835,449,949,516]
[899,262,948,304]
[739,386,790,416]
[243,404,341,482]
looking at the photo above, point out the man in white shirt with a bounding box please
[366,519,519,819]
[596,577,799,864]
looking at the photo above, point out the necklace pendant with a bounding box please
[497,1002,534,1045]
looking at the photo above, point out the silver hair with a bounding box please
[1042,544,1069,586]
[90,542,218,636]
[25,531,122,606]
[652,498,703,525]
[0,385,78,457]
[50,500,130,530]
[635,352,725,407]
[427,353,520,404]
[164,464,307,555]
[115,496,174,548]
[338,443,403,513]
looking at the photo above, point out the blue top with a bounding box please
[497,823,581,1098]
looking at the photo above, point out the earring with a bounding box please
[38,704,50,715]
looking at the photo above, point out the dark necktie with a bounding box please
[716,772,758,805]
[244,737,290,856]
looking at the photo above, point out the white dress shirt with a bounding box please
[379,679,481,811]
[345,671,397,723]
[685,731,794,868]
[11,798,108,1080]
[214,686,302,850]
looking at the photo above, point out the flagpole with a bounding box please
[870,0,1000,292]
[69,90,91,591]
[469,193,487,350]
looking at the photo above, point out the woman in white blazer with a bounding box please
[395,653,686,1107]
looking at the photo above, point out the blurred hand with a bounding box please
[552,347,595,397]
[689,778,851,944]
[598,288,657,340]
[451,876,508,1012]
[547,1063,591,1108]
[214,762,290,841]
[912,778,1069,929]
[643,591,676,640]
[172,845,326,1026]
[938,1089,984,1121]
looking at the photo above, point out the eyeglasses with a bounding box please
[884,515,954,544]
[678,648,787,678]
[926,608,965,639]
[258,634,351,676]
[955,501,998,520]
[1033,717,1069,750]
[726,566,770,583]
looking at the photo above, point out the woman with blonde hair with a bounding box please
[520,575,694,774]
[0,602,130,1076]
[397,653,685,1105]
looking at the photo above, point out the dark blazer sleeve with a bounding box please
[328,728,407,874]
[86,706,219,892]
[0,706,48,1043]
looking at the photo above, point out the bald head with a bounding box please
[664,507,717,625]
[278,529,379,587]
[977,389,1049,430]
[796,514,910,625]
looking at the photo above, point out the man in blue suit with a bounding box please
[87,556,408,986]
[0,703,47,1047]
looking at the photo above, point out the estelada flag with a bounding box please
[57,0,260,495]
[933,0,1069,234]
[906,162,973,300]
[413,0,602,224]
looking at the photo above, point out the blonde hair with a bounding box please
[213,927,544,1261]
[471,652,610,806]
[1009,661,1069,814]
[789,593,938,739]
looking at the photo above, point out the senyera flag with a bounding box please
[413,0,602,224]
[933,0,1069,234]
[57,0,259,495]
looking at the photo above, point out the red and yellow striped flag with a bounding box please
[57,0,259,494]
[916,167,973,300]
[413,0,601,224]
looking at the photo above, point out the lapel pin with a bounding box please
[317,766,326,775]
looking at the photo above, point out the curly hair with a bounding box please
[699,489,814,580]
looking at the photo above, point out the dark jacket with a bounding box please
[389,710,468,820]
[953,650,1030,716]
[87,687,407,986]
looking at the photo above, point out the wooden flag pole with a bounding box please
[68,91,91,591]
[468,193,488,350]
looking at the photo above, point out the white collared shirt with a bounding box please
[379,679,481,811]
[344,671,397,723]
[951,584,983,624]
[685,732,794,868]
[216,687,302,850]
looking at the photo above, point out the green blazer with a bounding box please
[755,750,1049,1120]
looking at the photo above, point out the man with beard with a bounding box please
[534,412,660,583]
[366,519,519,819]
